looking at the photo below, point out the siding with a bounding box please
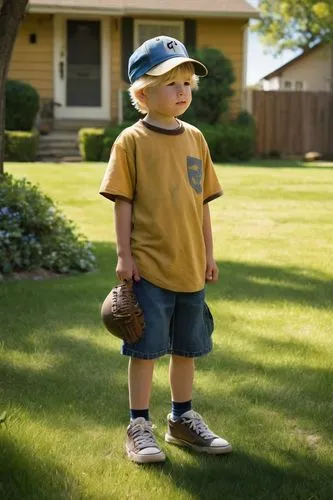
[197,18,246,116]
[110,18,122,121]
[279,45,332,91]
[8,14,53,98]
[10,14,246,121]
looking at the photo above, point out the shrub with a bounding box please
[101,123,133,162]
[197,123,255,162]
[0,174,96,275]
[233,110,256,130]
[79,128,105,161]
[5,80,40,131]
[182,48,235,124]
[122,90,142,122]
[4,131,39,162]
[78,124,133,162]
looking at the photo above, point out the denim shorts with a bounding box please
[121,278,214,359]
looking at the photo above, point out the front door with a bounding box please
[54,16,110,120]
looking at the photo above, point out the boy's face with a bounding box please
[144,73,193,121]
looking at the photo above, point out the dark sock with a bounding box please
[130,409,149,421]
[171,400,192,421]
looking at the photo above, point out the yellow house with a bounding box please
[9,0,258,125]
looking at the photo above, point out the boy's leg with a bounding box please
[166,354,232,454]
[169,355,194,419]
[126,357,165,463]
[128,357,154,412]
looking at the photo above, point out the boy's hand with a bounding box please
[205,258,219,283]
[116,255,140,282]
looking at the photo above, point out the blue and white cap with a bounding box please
[128,36,208,83]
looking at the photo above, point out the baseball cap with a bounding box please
[128,36,208,83]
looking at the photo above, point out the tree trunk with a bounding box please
[0,0,29,176]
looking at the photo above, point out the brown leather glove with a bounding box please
[101,280,144,344]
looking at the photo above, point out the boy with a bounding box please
[99,36,232,464]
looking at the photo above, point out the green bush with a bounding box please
[122,91,142,122]
[78,124,133,162]
[79,128,105,161]
[5,131,39,162]
[101,123,133,162]
[0,174,96,275]
[197,123,255,162]
[233,110,256,131]
[183,48,235,124]
[5,80,40,131]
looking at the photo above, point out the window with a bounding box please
[134,20,184,48]
[295,81,303,91]
[284,80,292,90]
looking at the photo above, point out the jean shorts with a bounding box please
[121,278,214,359]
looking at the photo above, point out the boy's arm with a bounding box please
[203,203,219,282]
[114,198,140,281]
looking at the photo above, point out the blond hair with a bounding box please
[128,62,199,114]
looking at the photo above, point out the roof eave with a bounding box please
[28,5,260,19]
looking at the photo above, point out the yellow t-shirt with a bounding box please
[99,120,223,292]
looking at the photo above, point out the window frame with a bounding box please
[133,19,184,49]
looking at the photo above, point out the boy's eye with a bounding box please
[184,81,191,86]
[167,82,175,86]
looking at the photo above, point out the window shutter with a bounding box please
[184,19,196,53]
[122,17,133,82]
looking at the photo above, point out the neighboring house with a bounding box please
[261,42,333,92]
[8,0,258,125]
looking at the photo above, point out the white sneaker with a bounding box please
[126,417,166,463]
[165,410,232,454]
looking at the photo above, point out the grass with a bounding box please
[1,160,333,500]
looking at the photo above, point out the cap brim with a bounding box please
[146,57,208,78]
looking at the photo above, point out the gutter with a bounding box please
[28,6,260,19]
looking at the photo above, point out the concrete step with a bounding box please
[39,143,79,151]
[53,119,109,131]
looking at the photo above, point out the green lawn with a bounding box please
[1,161,333,500]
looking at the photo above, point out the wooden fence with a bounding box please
[250,91,333,157]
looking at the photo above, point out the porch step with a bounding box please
[37,131,81,161]
[53,119,109,131]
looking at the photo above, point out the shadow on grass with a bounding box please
[150,449,333,500]
[208,259,333,310]
[0,434,82,500]
[221,159,333,170]
[1,242,332,498]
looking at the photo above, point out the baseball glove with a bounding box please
[101,280,144,344]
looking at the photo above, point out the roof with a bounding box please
[261,42,326,80]
[29,0,259,18]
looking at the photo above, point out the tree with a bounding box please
[252,0,333,54]
[0,0,29,176]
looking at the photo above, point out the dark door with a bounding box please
[66,20,101,107]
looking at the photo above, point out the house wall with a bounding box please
[8,14,53,98]
[266,45,333,91]
[197,18,246,116]
[9,14,246,122]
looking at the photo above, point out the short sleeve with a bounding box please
[99,140,135,202]
[202,137,223,203]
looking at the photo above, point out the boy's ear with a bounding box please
[135,88,147,104]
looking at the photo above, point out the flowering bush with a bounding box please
[0,174,96,275]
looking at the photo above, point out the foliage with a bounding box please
[79,128,105,162]
[78,118,255,163]
[5,79,40,131]
[182,47,235,124]
[199,122,255,162]
[0,173,96,274]
[4,130,39,161]
[122,90,142,122]
[252,0,333,54]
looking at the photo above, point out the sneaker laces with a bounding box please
[129,420,159,450]
[181,411,217,440]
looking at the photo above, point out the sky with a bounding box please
[246,0,298,85]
